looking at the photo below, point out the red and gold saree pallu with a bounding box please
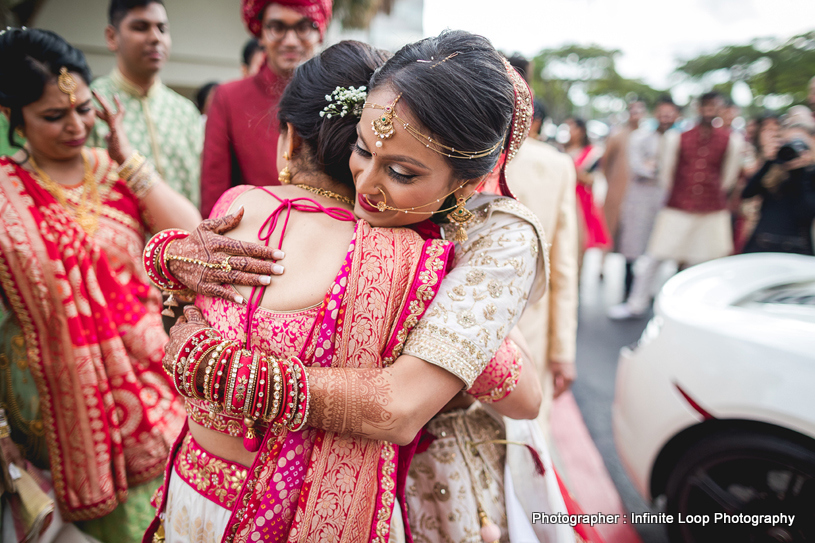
[0,153,185,521]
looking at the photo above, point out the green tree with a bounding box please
[674,32,815,112]
[531,44,663,121]
[332,0,395,30]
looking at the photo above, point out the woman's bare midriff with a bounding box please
[188,420,259,467]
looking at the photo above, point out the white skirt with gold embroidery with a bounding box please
[405,403,575,543]
[163,468,232,543]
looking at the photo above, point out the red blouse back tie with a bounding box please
[243,187,356,343]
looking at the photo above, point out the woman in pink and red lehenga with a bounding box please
[147,33,554,543]
[0,28,200,542]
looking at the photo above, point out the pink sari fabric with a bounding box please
[574,145,611,250]
[0,153,184,521]
[150,186,453,543]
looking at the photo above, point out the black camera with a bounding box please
[776,138,810,164]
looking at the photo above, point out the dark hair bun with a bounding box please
[278,40,389,189]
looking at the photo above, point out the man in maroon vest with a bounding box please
[609,91,743,319]
[199,0,333,218]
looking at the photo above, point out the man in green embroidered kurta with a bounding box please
[90,0,202,207]
[0,115,18,158]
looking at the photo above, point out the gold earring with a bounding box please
[447,195,474,243]
[278,152,291,184]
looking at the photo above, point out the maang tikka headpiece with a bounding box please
[366,93,401,146]
[58,67,77,105]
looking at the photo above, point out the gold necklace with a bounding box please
[294,183,354,206]
[30,149,100,235]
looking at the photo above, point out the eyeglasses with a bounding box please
[263,19,319,41]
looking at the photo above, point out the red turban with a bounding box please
[242,0,333,40]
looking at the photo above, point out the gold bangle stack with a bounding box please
[118,151,159,199]
[118,151,146,180]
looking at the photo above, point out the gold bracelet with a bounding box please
[118,151,147,180]
[128,163,159,199]
[165,254,233,273]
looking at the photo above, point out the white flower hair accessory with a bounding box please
[320,86,367,119]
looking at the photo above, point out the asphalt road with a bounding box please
[573,250,671,543]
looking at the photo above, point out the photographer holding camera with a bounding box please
[741,107,815,256]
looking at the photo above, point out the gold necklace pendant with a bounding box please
[30,149,100,235]
[294,184,354,206]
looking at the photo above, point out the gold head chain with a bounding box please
[58,67,77,105]
[362,94,503,159]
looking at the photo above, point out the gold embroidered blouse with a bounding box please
[403,194,548,387]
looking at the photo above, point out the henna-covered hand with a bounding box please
[166,208,285,303]
[92,91,132,165]
[162,305,212,374]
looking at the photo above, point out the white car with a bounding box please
[612,253,815,543]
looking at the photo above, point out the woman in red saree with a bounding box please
[564,117,610,271]
[0,28,200,541]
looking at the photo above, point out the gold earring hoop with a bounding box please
[278,152,292,184]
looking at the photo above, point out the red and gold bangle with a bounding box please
[185,338,220,398]
[201,340,234,401]
[175,329,219,379]
[258,358,274,420]
[242,350,260,418]
[226,349,254,417]
[264,357,283,423]
[246,355,269,420]
[288,356,310,432]
[143,229,188,291]
[287,358,301,428]
[208,341,236,403]
[223,349,243,416]
[173,329,217,393]
[274,360,295,432]
[158,239,181,288]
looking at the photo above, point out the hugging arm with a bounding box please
[163,207,546,443]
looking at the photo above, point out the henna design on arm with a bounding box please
[306,368,397,438]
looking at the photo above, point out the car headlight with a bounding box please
[635,315,663,349]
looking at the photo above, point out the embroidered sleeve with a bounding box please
[403,210,538,387]
[466,338,522,403]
